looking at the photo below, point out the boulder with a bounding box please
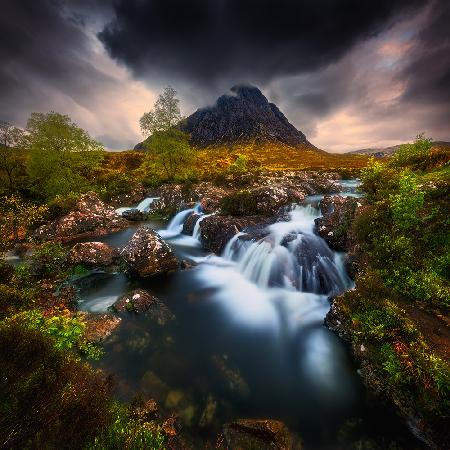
[120,226,179,277]
[34,192,128,242]
[222,419,298,450]
[199,215,274,254]
[80,312,122,343]
[182,213,202,235]
[121,208,145,221]
[251,185,307,214]
[68,242,118,267]
[111,288,175,323]
[315,195,364,251]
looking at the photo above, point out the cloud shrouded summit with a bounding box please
[98,0,424,86]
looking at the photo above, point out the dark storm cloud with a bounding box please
[400,0,450,109]
[99,0,425,86]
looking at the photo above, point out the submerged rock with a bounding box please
[222,419,299,450]
[120,226,179,277]
[121,208,145,221]
[34,192,128,242]
[68,242,118,267]
[111,288,175,323]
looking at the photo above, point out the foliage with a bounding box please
[26,111,104,200]
[30,242,68,276]
[220,189,259,216]
[139,86,181,137]
[46,192,79,219]
[390,133,433,168]
[0,318,112,449]
[357,134,450,310]
[86,404,165,450]
[146,128,195,180]
[0,195,48,251]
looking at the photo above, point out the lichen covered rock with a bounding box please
[68,242,118,267]
[111,288,175,323]
[35,192,128,242]
[120,226,179,277]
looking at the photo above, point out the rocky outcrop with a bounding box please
[199,215,274,254]
[121,208,145,221]
[68,242,118,267]
[111,288,175,323]
[80,312,122,343]
[34,192,128,242]
[222,419,300,450]
[120,227,179,277]
[249,185,307,214]
[180,85,314,149]
[191,182,229,213]
[315,195,364,251]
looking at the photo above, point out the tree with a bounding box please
[139,86,182,137]
[26,112,104,200]
[0,122,28,194]
[139,87,195,180]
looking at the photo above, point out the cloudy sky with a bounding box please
[1,0,449,152]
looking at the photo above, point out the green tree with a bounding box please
[139,86,181,136]
[139,87,195,180]
[0,122,28,194]
[26,112,103,200]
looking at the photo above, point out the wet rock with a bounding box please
[250,185,307,214]
[34,192,128,242]
[120,226,179,277]
[222,419,298,450]
[121,208,145,221]
[182,213,202,235]
[112,289,175,323]
[68,242,118,267]
[141,371,170,403]
[200,215,274,254]
[80,312,122,343]
[315,195,363,251]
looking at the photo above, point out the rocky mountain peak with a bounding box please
[181,84,314,148]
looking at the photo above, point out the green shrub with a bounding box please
[46,193,79,219]
[390,133,433,168]
[30,241,68,276]
[86,404,165,450]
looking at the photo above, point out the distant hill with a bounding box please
[135,85,316,150]
[347,141,450,157]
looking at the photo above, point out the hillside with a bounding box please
[347,141,450,157]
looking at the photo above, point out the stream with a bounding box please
[75,180,421,448]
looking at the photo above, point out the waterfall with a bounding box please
[223,204,351,296]
[192,213,213,241]
[159,203,202,239]
[115,196,159,215]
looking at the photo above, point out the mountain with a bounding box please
[347,141,450,157]
[135,85,315,150]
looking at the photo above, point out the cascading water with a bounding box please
[223,204,352,296]
[159,202,202,238]
[115,196,160,215]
